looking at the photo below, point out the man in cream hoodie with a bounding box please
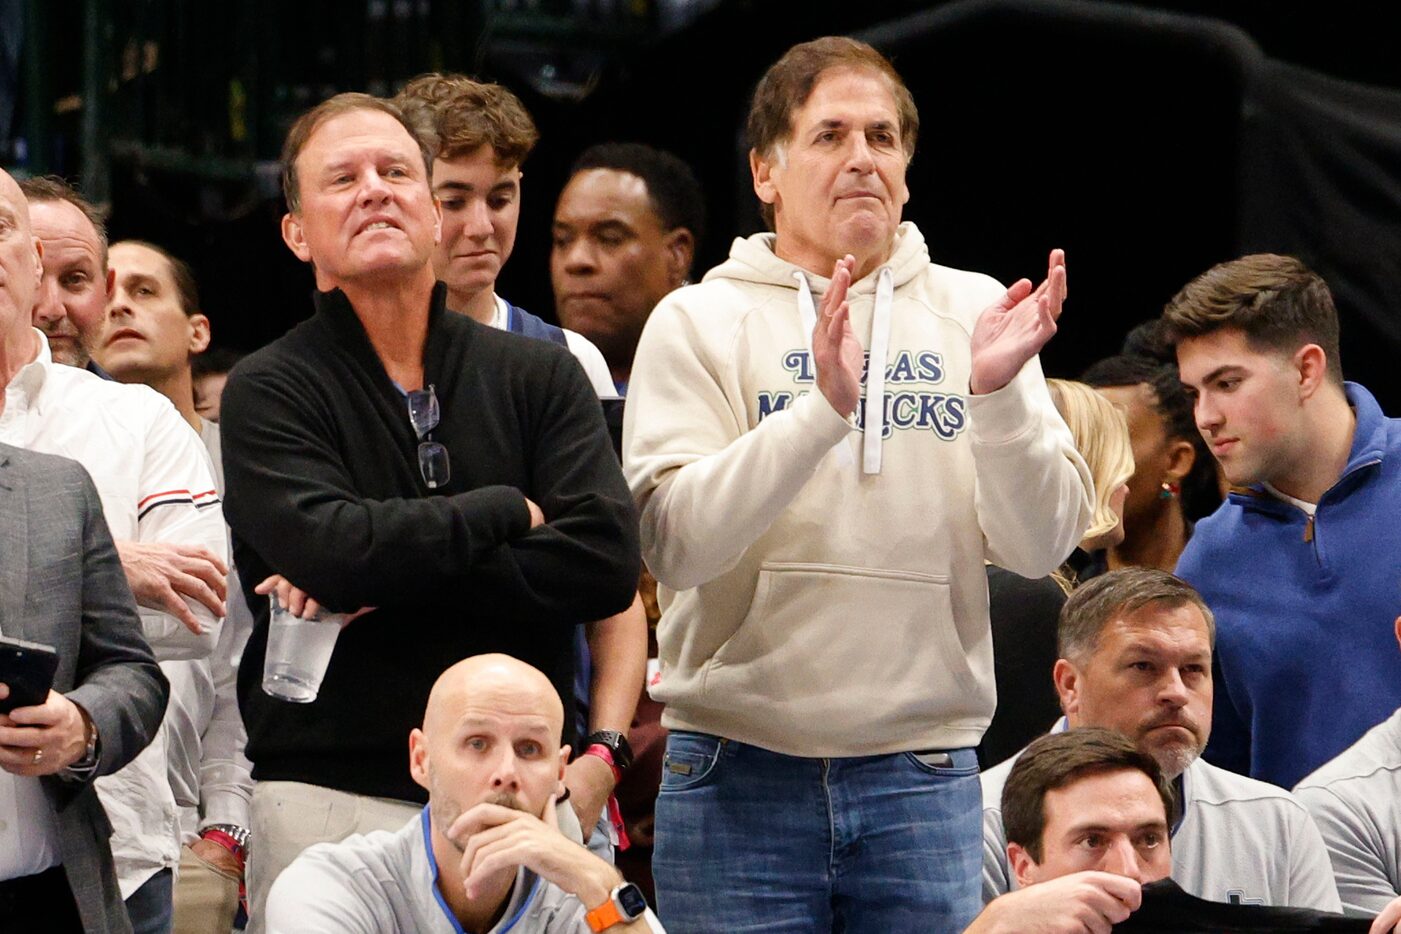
[623,36,1093,933]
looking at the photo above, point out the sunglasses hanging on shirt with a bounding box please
[405,384,450,490]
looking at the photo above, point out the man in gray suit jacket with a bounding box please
[0,445,169,933]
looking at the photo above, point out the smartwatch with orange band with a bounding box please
[585,882,648,931]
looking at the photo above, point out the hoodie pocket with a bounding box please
[706,562,980,713]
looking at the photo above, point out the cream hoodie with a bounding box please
[623,224,1092,756]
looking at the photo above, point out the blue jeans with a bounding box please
[125,867,174,934]
[653,732,982,933]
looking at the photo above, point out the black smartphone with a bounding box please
[0,636,59,714]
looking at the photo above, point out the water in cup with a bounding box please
[262,598,345,703]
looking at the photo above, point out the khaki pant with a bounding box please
[244,781,420,934]
[172,844,239,934]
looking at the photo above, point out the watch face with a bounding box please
[616,883,648,919]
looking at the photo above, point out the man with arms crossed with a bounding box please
[624,36,1091,930]
[1166,254,1401,789]
[981,568,1340,911]
[219,94,639,925]
[266,655,661,932]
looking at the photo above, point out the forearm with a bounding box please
[972,360,1093,577]
[628,389,851,590]
[586,596,647,733]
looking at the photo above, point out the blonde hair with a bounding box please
[1048,380,1135,544]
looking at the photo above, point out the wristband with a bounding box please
[200,826,249,864]
[584,743,623,785]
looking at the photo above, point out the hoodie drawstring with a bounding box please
[794,266,895,475]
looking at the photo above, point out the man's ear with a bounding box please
[408,728,431,793]
[188,314,212,356]
[1294,343,1329,401]
[663,228,694,288]
[556,744,570,797]
[1007,841,1040,889]
[430,195,443,247]
[1052,658,1080,721]
[750,148,778,209]
[281,212,312,264]
[104,266,116,299]
[30,236,43,279]
[1394,616,1400,655]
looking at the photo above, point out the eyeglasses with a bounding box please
[406,384,450,489]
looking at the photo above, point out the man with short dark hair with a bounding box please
[551,143,702,394]
[624,35,1091,931]
[19,175,113,373]
[219,92,640,926]
[967,729,1172,934]
[97,240,254,934]
[265,655,662,932]
[1165,254,1401,789]
[982,568,1340,911]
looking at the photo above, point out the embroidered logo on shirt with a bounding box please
[756,349,967,440]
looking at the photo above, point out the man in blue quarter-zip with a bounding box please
[1165,253,1401,790]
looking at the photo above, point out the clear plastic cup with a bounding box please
[262,598,345,703]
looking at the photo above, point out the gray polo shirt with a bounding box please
[1295,708,1401,917]
[981,722,1341,912]
[265,807,659,933]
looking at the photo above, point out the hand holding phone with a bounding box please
[0,636,60,715]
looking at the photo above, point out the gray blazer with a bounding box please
[0,442,168,933]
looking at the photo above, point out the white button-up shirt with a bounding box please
[0,332,227,894]
[164,420,253,843]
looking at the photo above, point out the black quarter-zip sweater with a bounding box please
[220,283,640,802]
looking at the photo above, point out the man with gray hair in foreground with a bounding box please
[981,568,1341,911]
[266,655,662,933]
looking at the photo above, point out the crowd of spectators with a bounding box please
[3,32,1401,934]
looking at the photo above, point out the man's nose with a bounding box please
[1157,667,1190,706]
[358,169,393,204]
[846,134,876,173]
[1101,838,1147,883]
[1195,396,1221,433]
[463,200,493,240]
[32,275,63,324]
[560,239,597,274]
[489,749,521,790]
[107,289,133,321]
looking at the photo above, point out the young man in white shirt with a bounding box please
[97,239,255,933]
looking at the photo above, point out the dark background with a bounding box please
[4,0,1401,406]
